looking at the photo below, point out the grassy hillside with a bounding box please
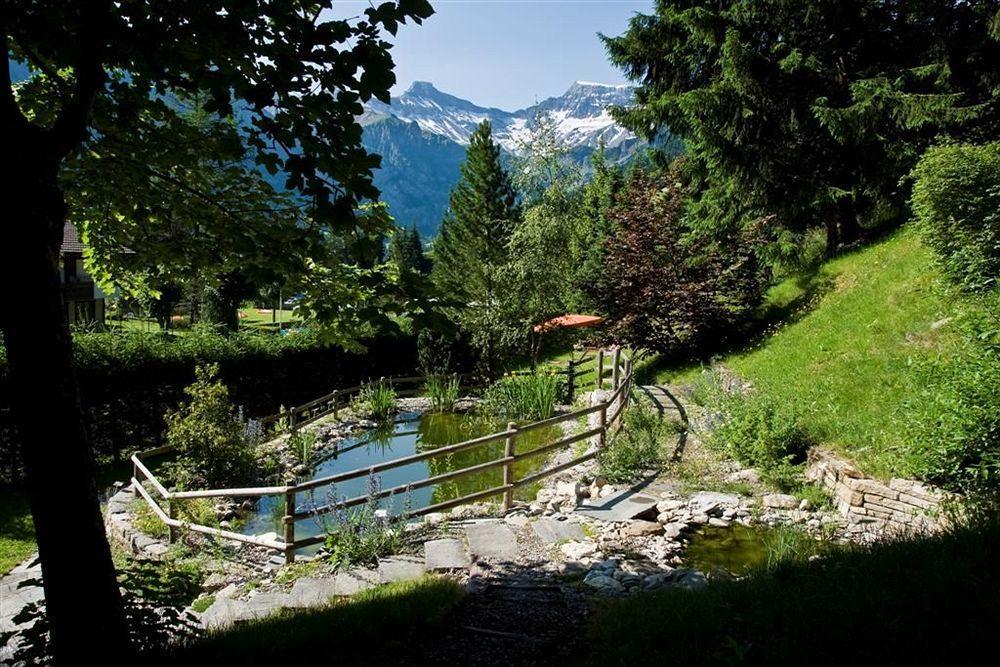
[656,229,967,478]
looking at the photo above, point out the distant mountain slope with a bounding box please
[363,80,647,236]
[361,114,466,238]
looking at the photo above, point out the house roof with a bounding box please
[532,314,605,333]
[62,223,85,255]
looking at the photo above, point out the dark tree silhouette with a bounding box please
[0,0,432,659]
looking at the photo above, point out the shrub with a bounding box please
[598,170,767,354]
[701,382,809,491]
[425,374,460,412]
[352,380,397,421]
[164,364,259,488]
[599,401,669,483]
[482,372,563,421]
[320,476,408,570]
[0,329,417,483]
[911,142,1000,292]
[900,294,1000,507]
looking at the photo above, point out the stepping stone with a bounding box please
[335,571,374,595]
[200,598,258,630]
[575,486,659,522]
[245,591,293,615]
[530,517,585,544]
[288,577,340,607]
[424,538,471,570]
[378,556,427,583]
[464,522,519,561]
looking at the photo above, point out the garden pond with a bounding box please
[683,524,830,576]
[241,411,563,548]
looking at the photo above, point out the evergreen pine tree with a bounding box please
[432,121,521,374]
[603,0,1000,260]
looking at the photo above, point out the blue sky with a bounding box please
[331,0,653,110]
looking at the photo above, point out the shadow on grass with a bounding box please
[633,264,837,386]
[580,520,1000,665]
[155,576,464,665]
[0,487,35,573]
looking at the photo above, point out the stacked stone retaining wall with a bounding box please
[805,448,947,532]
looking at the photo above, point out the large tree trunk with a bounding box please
[0,160,131,660]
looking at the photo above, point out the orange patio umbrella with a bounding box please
[532,313,605,333]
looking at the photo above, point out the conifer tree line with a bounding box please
[428,0,1000,368]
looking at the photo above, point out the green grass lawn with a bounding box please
[106,308,298,334]
[582,520,1000,665]
[0,488,35,574]
[652,229,965,478]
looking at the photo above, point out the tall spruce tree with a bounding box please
[604,0,1000,260]
[432,120,520,374]
[388,224,428,274]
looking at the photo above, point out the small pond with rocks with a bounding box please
[683,524,830,576]
[241,410,562,551]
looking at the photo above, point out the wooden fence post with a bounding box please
[331,390,339,419]
[502,422,517,511]
[283,488,296,565]
[167,496,178,544]
[567,360,576,403]
[598,403,608,450]
[596,349,605,390]
[611,347,621,389]
[288,407,298,433]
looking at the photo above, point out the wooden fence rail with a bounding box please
[130,348,633,564]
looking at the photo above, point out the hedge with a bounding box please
[0,328,417,483]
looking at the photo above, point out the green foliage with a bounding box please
[911,142,1000,291]
[432,121,522,374]
[659,231,963,480]
[600,169,767,354]
[116,558,203,608]
[482,372,564,422]
[598,402,669,483]
[164,364,259,488]
[352,380,397,421]
[387,225,430,275]
[0,490,34,575]
[191,596,216,614]
[604,0,1000,261]
[900,291,1000,503]
[700,376,809,491]
[321,477,408,570]
[288,430,319,467]
[425,375,460,412]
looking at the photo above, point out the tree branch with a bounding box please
[46,0,113,158]
[1,30,31,136]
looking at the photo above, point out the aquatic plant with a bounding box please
[482,371,563,421]
[425,374,461,412]
[320,475,409,569]
[352,380,397,421]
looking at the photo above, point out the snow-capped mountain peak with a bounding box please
[365,80,635,153]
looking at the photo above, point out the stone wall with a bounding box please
[805,448,947,533]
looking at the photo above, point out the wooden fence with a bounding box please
[130,348,633,563]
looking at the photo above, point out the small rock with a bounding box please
[623,520,663,538]
[726,468,762,485]
[690,513,710,525]
[708,517,730,527]
[561,541,599,560]
[656,499,686,513]
[662,522,686,539]
[798,499,812,511]
[763,494,799,510]
[583,573,624,594]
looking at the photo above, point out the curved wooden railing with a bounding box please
[130,348,634,563]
